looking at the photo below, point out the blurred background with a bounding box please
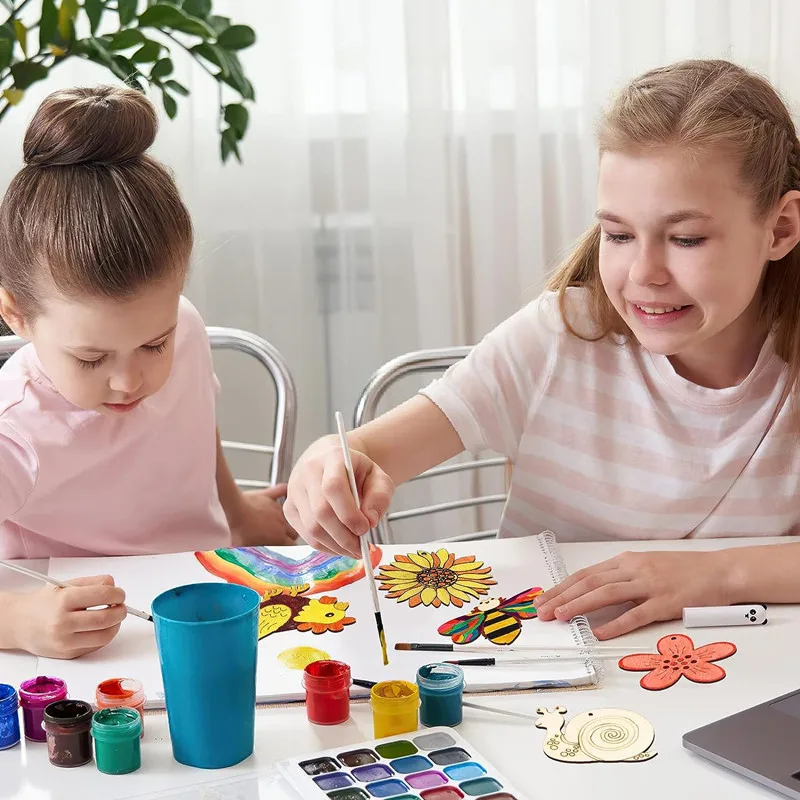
[2,0,799,540]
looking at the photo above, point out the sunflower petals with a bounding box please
[378,549,497,607]
[409,551,434,568]
[420,587,437,606]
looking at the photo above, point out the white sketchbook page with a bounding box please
[40,536,597,707]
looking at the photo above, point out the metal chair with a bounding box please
[354,347,508,545]
[0,327,296,487]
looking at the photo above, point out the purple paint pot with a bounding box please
[19,676,67,742]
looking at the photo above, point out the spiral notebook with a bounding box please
[37,532,603,708]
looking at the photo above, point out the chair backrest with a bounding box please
[0,327,296,487]
[354,347,507,545]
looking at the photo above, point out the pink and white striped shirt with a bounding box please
[420,287,800,542]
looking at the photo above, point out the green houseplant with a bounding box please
[0,0,256,163]
[0,1,257,340]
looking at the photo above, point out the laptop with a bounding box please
[683,687,800,797]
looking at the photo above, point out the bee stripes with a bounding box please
[482,611,522,645]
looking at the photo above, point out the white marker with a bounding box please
[683,604,767,628]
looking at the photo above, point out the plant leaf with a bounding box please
[162,88,177,119]
[170,15,216,39]
[0,37,11,72]
[216,24,255,51]
[13,20,26,57]
[108,29,145,50]
[221,127,240,163]
[183,0,211,18]
[10,61,49,91]
[118,0,139,26]
[3,88,24,105]
[218,51,255,100]
[138,3,184,28]
[207,15,230,35]
[58,0,79,41]
[165,78,188,96]
[111,54,138,82]
[84,0,104,35]
[151,57,173,79]
[39,0,59,49]
[2,87,24,105]
[224,103,248,137]
[131,40,161,62]
[190,41,224,73]
[85,37,113,65]
[139,3,215,37]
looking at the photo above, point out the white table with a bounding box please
[2,538,797,800]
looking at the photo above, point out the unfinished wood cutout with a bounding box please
[258,585,356,640]
[377,548,497,608]
[535,706,657,763]
[618,633,736,691]
[437,586,543,645]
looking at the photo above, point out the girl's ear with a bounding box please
[768,189,800,261]
[0,288,31,338]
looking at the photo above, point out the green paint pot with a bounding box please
[91,707,142,775]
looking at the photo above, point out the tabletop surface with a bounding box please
[1,537,797,800]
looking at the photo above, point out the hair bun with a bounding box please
[23,85,158,167]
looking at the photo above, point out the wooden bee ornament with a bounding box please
[437,586,543,645]
[535,707,657,763]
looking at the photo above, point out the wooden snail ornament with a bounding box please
[535,706,657,763]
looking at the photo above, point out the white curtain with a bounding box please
[3,0,800,539]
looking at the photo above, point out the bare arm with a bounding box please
[304,395,465,486]
[0,591,22,650]
[721,541,800,603]
[215,427,245,529]
[285,395,464,556]
[216,428,298,547]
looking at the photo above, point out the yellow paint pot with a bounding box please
[370,680,419,739]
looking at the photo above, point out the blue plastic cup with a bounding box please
[152,582,260,769]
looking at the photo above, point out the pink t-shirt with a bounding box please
[421,287,800,542]
[0,296,231,558]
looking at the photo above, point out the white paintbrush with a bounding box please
[0,560,153,622]
[463,701,542,722]
[335,411,389,666]
[395,642,635,655]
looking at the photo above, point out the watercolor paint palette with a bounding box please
[277,726,530,800]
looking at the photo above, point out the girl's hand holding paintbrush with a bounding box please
[0,574,127,659]
[285,433,395,558]
[285,397,461,557]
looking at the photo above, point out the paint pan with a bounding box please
[277,725,530,799]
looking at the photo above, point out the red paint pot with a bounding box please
[95,678,146,738]
[302,660,351,725]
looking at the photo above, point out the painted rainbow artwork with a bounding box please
[194,545,383,595]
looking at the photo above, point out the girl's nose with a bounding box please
[109,366,143,395]
[629,244,669,287]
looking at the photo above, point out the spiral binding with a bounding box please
[537,530,607,687]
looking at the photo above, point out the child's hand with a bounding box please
[536,550,731,639]
[229,485,299,547]
[284,437,395,557]
[11,575,127,659]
